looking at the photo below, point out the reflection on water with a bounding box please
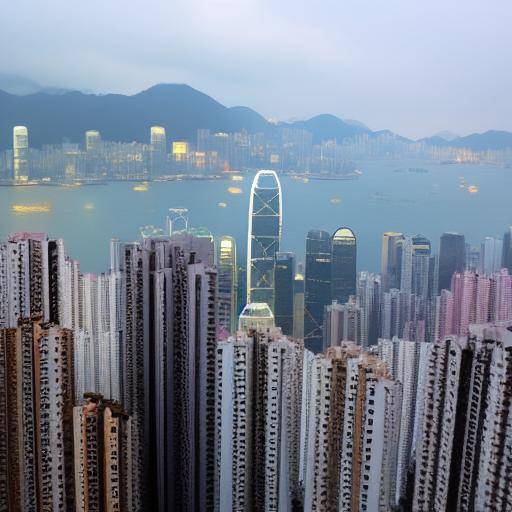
[11,203,52,214]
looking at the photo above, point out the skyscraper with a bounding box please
[481,236,503,275]
[331,227,357,304]
[85,130,101,151]
[381,232,404,292]
[292,269,305,339]
[246,170,282,309]
[501,226,512,272]
[304,229,332,354]
[13,125,29,181]
[274,252,295,335]
[438,232,466,291]
[149,126,167,178]
[400,234,431,299]
[217,236,238,333]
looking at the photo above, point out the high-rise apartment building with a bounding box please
[246,170,282,308]
[122,234,217,511]
[215,328,303,511]
[323,299,361,349]
[413,323,512,511]
[304,229,332,353]
[73,393,133,512]
[303,343,401,511]
[378,337,430,506]
[331,227,357,304]
[0,319,75,510]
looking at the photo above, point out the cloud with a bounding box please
[0,0,511,138]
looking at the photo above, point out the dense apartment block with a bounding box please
[122,234,218,512]
[413,323,512,512]
[73,393,133,512]
[303,343,401,511]
[214,328,303,512]
[0,318,75,511]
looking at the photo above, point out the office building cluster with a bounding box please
[2,124,511,183]
[0,171,511,511]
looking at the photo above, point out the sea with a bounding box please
[1,159,511,274]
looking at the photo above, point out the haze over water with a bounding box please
[1,159,510,273]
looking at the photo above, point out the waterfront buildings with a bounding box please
[304,229,332,354]
[85,130,101,152]
[150,126,167,177]
[12,125,29,181]
[246,170,282,308]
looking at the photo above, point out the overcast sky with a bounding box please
[1,0,511,138]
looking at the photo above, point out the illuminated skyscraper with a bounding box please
[246,170,282,308]
[439,232,466,291]
[85,130,101,151]
[381,232,404,292]
[331,227,357,304]
[274,252,295,335]
[217,235,238,333]
[13,125,29,181]
[150,126,167,177]
[304,230,331,353]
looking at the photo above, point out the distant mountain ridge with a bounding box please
[0,83,510,151]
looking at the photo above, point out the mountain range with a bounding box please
[0,82,511,151]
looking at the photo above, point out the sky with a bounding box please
[1,0,511,138]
